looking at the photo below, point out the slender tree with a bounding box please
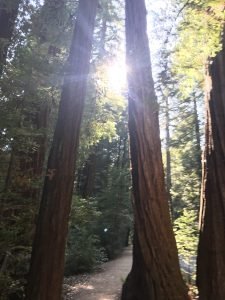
[197,27,225,300]
[165,94,173,218]
[122,1,188,299]
[193,95,202,178]
[0,0,20,75]
[26,1,98,299]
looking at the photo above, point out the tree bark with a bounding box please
[197,29,225,300]
[0,0,20,75]
[122,1,188,299]
[26,1,98,299]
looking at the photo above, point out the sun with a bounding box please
[106,57,127,94]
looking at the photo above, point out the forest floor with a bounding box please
[63,247,132,300]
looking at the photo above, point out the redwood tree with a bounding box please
[26,1,98,299]
[121,0,188,299]
[197,28,225,300]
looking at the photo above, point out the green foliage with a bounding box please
[0,1,75,297]
[79,68,125,163]
[96,166,132,259]
[172,0,224,96]
[169,102,201,216]
[78,0,125,163]
[74,109,132,265]
[65,197,106,275]
[65,230,106,275]
[174,209,198,258]
[0,190,35,298]
[159,88,202,219]
[154,3,205,292]
[174,209,198,283]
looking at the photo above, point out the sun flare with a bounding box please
[106,58,127,94]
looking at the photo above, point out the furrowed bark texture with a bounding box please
[0,0,20,75]
[122,1,188,299]
[197,30,225,300]
[26,1,98,299]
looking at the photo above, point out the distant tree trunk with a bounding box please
[197,29,225,300]
[26,1,98,299]
[121,1,188,299]
[121,134,128,169]
[80,152,97,198]
[116,136,122,167]
[165,95,173,218]
[0,0,20,75]
[4,145,15,192]
[99,14,107,57]
[193,96,202,180]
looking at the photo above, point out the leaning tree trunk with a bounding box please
[26,1,98,299]
[197,28,225,300]
[121,1,188,299]
[0,0,20,75]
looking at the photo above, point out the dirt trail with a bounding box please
[64,247,132,300]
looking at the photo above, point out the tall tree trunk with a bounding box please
[122,1,188,299]
[197,29,225,300]
[0,0,20,75]
[26,1,98,299]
